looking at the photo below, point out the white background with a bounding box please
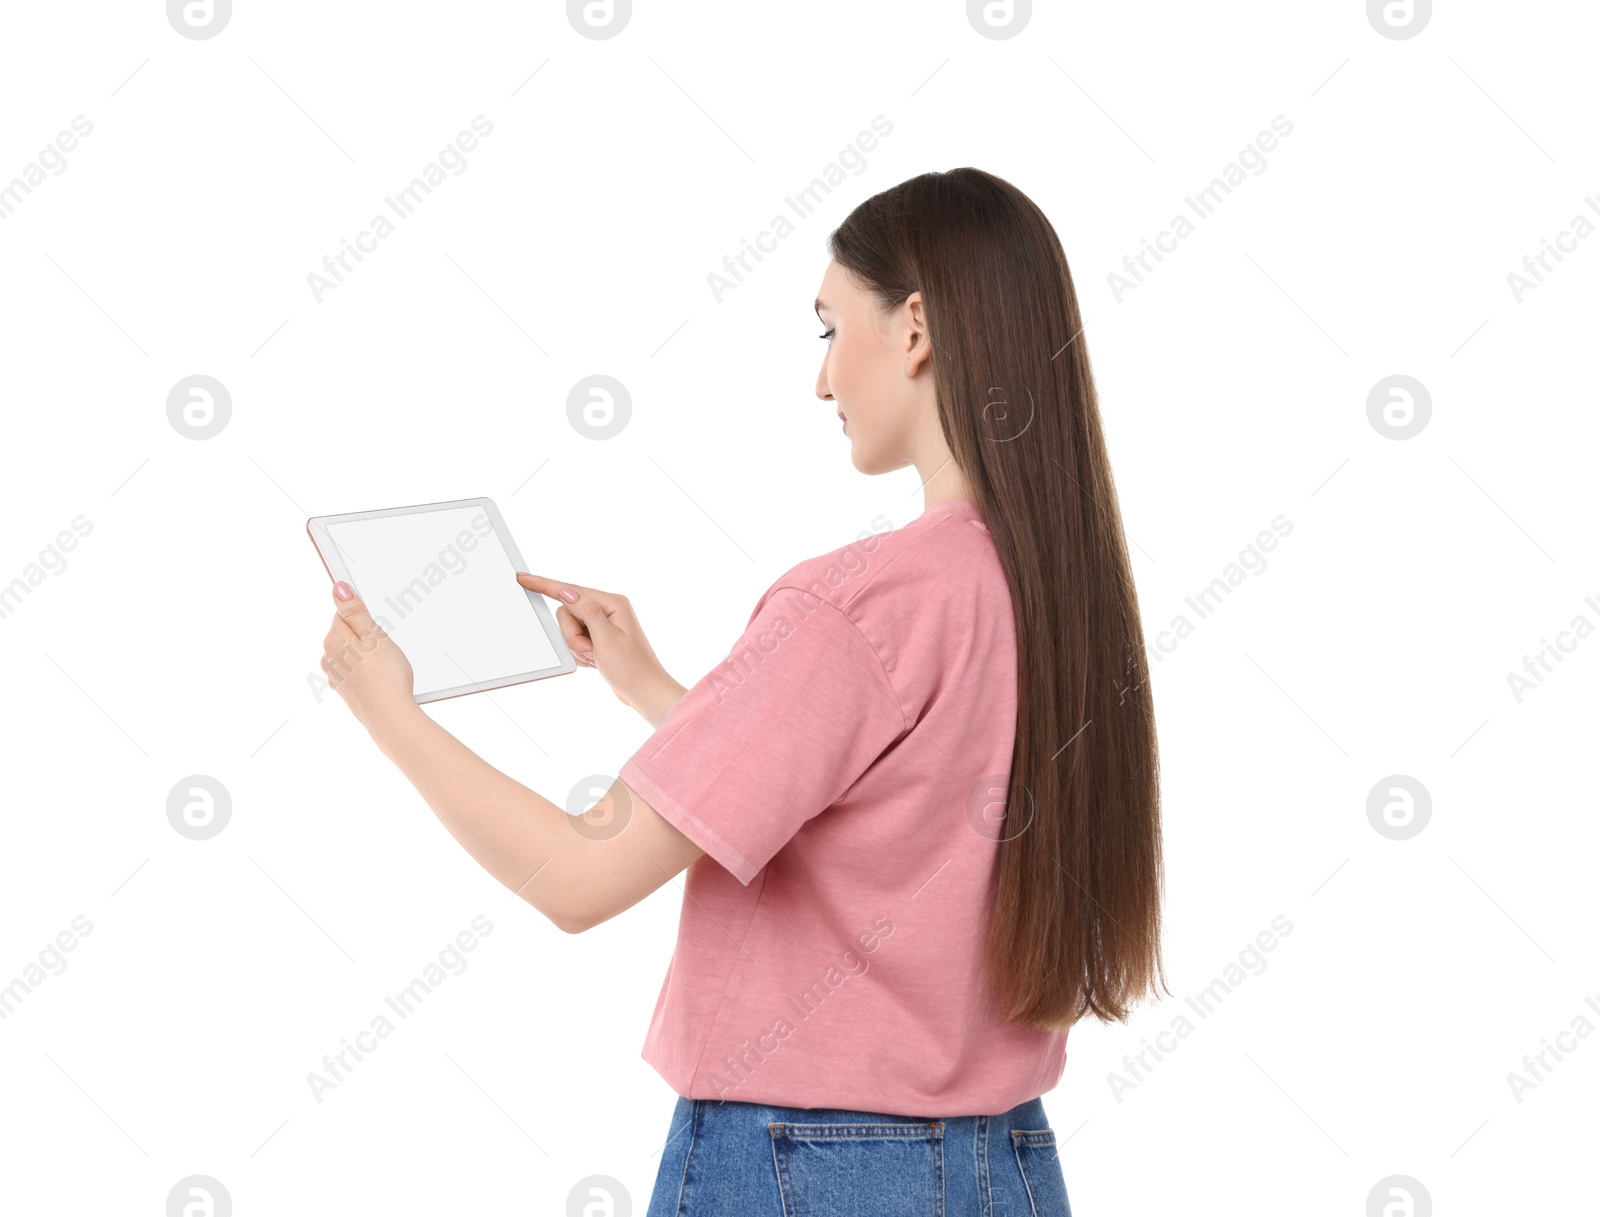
[1,1,1594,1214]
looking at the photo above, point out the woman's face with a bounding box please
[814,260,934,475]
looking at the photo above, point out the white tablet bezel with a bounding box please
[306,496,576,704]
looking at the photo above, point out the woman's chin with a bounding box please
[849,447,890,475]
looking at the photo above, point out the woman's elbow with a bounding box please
[518,887,594,935]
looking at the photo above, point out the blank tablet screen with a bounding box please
[321,505,560,698]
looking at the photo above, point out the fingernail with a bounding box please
[581,650,595,662]
[333,581,353,601]
[560,587,578,602]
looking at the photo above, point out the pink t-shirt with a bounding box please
[617,497,1068,1116]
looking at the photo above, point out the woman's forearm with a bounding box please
[639,677,689,727]
[363,702,581,929]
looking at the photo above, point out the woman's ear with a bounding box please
[903,290,934,377]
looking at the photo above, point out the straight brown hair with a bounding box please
[828,168,1167,1030]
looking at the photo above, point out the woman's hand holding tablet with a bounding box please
[307,497,575,704]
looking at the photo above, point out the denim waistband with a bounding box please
[646,1093,1071,1216]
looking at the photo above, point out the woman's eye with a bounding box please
[818,329,834,340]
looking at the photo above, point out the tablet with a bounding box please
[306,497,575,704]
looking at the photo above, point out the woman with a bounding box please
[321,167,1165,1216]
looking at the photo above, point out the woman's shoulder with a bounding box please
[759,502,1004,624]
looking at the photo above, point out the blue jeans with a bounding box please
[645,1094,1072,1216]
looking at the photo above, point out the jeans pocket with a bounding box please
[1011,1129,1071,1217]
[769,1121,945,1217]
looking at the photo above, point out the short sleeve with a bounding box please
[617,584,909,885]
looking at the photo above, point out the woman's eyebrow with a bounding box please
[814,298,830,316]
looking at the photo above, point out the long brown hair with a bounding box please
[828,168,1166,1030]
